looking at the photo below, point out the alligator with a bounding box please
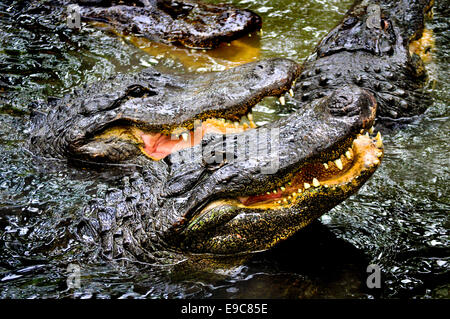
[30,58,383,260]
[290,0,434,120]
[72,0,262,49]
[29,0,434,262]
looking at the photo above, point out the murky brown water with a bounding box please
[0,0,448,298]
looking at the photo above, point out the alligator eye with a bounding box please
[342,16,358,29]
[158,0,194,19]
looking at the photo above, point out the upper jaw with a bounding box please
[68,58,301,160]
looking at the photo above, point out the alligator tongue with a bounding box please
[140,119,249,160]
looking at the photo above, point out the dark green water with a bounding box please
[0,0,448,298]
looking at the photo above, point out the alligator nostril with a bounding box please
[336,94,353,106]
[328,89,362,117]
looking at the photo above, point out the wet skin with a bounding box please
[31,56,382,258]
[291,0,434,120]
[29,0,436,259]
[74,0,262,49]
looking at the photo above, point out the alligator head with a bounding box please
[293,0,434,120]
[75,0,262,49]
[31,58,383,259]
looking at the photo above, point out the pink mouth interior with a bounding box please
[140,132,195,160]
[139,120,248,160]
[238,192,282,205]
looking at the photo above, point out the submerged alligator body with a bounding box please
[292,0,434,120]
[73,0,262,49]
[29,0,434,261]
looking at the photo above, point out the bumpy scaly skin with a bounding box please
[31,58,300,162]
[73,86,379,259]
[33,0,438,259]
[75,0,262,49]
[293,0,433,120]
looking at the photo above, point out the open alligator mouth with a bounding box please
[173,131,384,254]
[236,131,383,208]
[75,58,300,162]
[95,112,259,160]
[142,85,382,254]
[175,128,383,254]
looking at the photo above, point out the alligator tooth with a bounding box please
[283,198,287,203]
[289,89,294,97]
[260,29,263,36]
[312,178,320,187]
[292,192,297,197]
[288,195,292,200]
[365,132,370,137]
[304,183,311,189]
[227,43,231,46]
[280,186,286,192]
[375,150,383,158]
[266,192,271,195]
[247,113,253,121]
[345,150,352,160]
[323,163,329,170]
[360,129,364,134]
[375,132,383,148]
[234,121,240,127]
[334,158,343,170]
[273,190,277,194]
[279,96,286,105]
[277,200,281,204]
[297,188,302,193]
[181,132,189,142]
[248,33,252,37]
[369,126,374,134]
[287,181,292,186]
